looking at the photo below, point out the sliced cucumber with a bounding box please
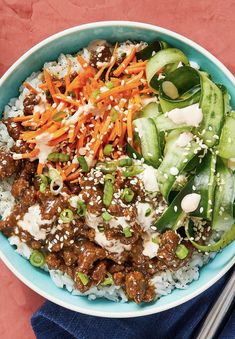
[159,66,201,112]
[157,130,201,200]
[135,102,162,120]
[198,72,224,147]
[146,48,189,93]
[218,114,235,159]
[155,152,216,232]
[212,158,235,232]
[133,117,161,168]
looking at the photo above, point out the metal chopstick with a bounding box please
[196,268,235,339]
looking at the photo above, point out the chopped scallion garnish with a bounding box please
[77,156,89,172]
[106,81,114,89]
[118,158,133,167]
[145,208,152,217]
[47,152,70,162]
[121,188,135,203]
[102,211,112,222]
[77,200,87,218]
[77,272,89,286]
[123,226,132,238]
[60,209,74,223]
[175,244,189,259]
[104,174,115,184]
[101,273,114,286]
[29,250,45,268]
[103,144,113,156]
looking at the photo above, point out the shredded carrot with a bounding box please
[37,163,44,175]
[66,169,81,181]
[56,164,66,181]
[125,67,146,74]
[13,115,34,122]
[11,41,149,178]
[98,147,104,161]
[77,55,88,68]
[96,81,142,102]
[23,82,38,94]
[127,108,133,146]
[43,69,57,100]
[126,70,144,84]
[113,48,136,77]
[70,178,80,184]
[50,127,69,141]
[105,43,118,81]
[64,164,79,176]
[94,64,107,80]
[77,134,85,149]
[91,116,112,157]
[140,87,153,94]
[48,133,68,146]
[53,93,81,106]
[127,60,147,69]
[119,122,127,145]
[19,148,39,159]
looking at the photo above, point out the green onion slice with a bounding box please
[102,211,112,222]
[106,81,114,89]
[38,174,48,193]
[121,188,135,203]
[103,180,113,207]
[52,111,67,122]
[91,89,100,98]
[29,250,45,267]
[47,152,70,162]
[123,227,132,238]
[103,144,114,156]
[101,273,114,286]
[60,209,74,223]
[104,174,115,184]
[77,156,89,172]
[118,158,133,167]
[122,165,144,177]
[145,208,152,217]
[77,200,87,218]
[96,161,117,174]
[77,272,90,286]
[111,109,118,122]
[175,244,189,259]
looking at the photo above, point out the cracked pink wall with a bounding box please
[0,1,234,338]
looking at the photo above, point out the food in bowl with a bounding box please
[0,39,234,304]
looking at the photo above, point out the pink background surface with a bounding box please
[0,0,234,338]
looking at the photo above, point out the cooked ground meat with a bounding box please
[23,94,40,115]
[3,119,24,141]
[125,271,147,303]
[0,151,21,179]
[91,261,107,284]
[88,40,113,68]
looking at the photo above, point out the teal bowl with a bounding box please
[0,21,234,317]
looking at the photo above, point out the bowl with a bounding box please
[0,21,235,318]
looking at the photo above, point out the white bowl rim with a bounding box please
[0,20,235,318]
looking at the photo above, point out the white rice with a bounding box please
[0,44,214,303]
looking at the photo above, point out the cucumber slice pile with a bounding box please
[128,41,235,252]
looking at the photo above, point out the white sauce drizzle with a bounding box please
[167,104,203,127]
[18,204,54,241]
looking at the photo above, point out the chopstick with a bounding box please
[196,268,235,339]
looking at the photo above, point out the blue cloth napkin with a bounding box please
[31,268,234,339]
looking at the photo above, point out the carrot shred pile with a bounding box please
[13,43,152,179]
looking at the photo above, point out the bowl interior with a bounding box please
[0,22,235,317]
